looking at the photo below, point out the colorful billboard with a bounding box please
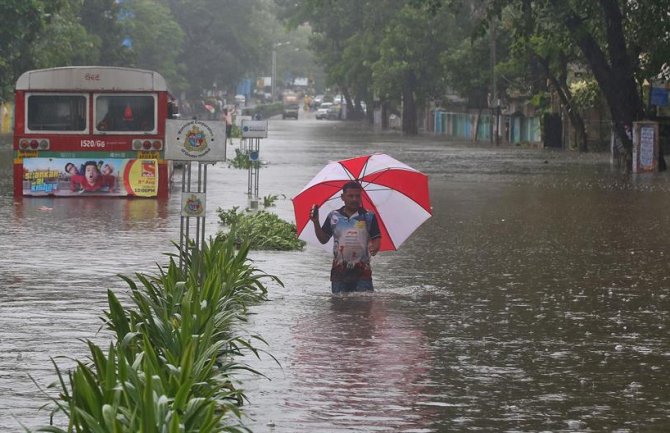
[21,157,158,197]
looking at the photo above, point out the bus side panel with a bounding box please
[157,92,169,198]
[158,161,169,199]
[13,163,23,197]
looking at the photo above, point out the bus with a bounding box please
[12,66,178,198]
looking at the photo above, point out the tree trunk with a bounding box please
[366,97,374,125]
[552,1,644,167]
[402,74,418,135]
[342,87,355,119]
[535,54,588,151]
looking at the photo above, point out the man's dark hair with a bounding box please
[342,181,362,193]
[83,160,100,172]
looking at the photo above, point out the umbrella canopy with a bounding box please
[293,153,432,252]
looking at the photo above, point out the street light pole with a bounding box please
[271,42,290,103]
[271,48,277,103]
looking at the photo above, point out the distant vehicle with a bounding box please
[316,102,333,120]
[283,103,299,119]
[333,94,343,104]
[313,94,324,107]
[234,94,246,106]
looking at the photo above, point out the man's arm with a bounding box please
[369,237,380,256]
[310,205,331,244]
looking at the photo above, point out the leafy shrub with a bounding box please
[228,148,252,169]
[217,207,305,251]
[31,237,279,433]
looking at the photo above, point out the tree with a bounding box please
[121,0,186,92]
[163,0,268,97]
[31,1,100,69]
[493,4,590,151]
[484,0,670,165]
[0,0,67,97]
[278,0,449,133]
[79,0,133,66]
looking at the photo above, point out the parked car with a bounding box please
[316,102,333,119]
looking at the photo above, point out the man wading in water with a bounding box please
[310,181,381,293]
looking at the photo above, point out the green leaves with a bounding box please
[32,237,277,433]
[216,206,306,251]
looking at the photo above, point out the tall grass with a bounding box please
[31,236,280,433]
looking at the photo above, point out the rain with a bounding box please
[2,1,670,432]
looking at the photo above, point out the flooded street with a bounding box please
[2,113,670,432]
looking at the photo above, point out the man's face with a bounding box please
[85,165,99,185]
[341,187,362,210]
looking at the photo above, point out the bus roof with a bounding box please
[16,66,168,92]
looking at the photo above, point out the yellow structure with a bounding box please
[1,101,14,134]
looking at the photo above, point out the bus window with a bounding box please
[27,94,87,132]
[95,94,156,133]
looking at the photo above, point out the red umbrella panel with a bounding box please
[292,153,432,252]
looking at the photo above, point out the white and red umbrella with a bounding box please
[292,153,432,252]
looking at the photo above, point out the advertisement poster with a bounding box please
[22,157,158,197]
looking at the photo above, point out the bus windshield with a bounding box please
[95,94,156,133]
[27,94,87,132]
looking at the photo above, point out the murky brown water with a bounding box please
[2,113,670,432]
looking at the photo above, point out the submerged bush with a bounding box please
[32,237,280,433]
[228,148,252,169]
[217,206,305,251]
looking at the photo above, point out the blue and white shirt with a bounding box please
[321,207,381,282]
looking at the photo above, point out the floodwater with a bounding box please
[2,111,670,432]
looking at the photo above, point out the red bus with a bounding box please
[13,66,177,198]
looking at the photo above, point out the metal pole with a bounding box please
[248,153,252,196]
[195,162,202,254]
[179,163,186,271]
[272,48,276,103]
[202,164,207,251]
[254,138,260,199]
[185,162,191,263]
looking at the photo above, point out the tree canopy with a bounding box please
[0,0,315,99]
[3,0,670,162]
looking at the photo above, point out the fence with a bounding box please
[431,109,541,145]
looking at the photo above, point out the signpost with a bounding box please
[165,119,226,271]
[241,120,268,208]
[632,121,659,174]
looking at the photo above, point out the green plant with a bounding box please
[228,149,251,170]
[31,237,280,433]
[217,207,305,251]
[262,194,279,208]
